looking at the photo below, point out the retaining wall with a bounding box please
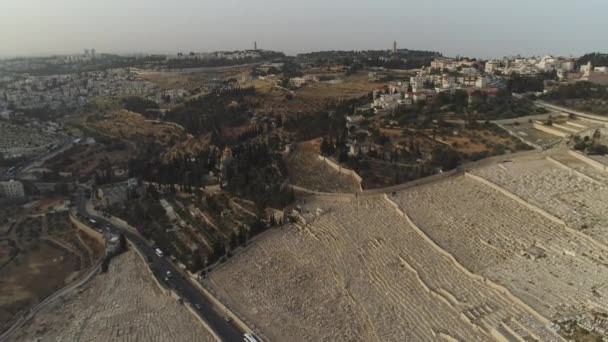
[532,123,569,137]
[463,173,566,227]
[551,122,579,133]
[183,302,222,342]
[287,184,357,200]
[190,276,256,336]
[537,101,608,123]
[495,123,542,150]
[464,172,608,253]
[69,214,105,247]
[381,194,550,325]
[317,155,363,188]
[128,240,168,296]
[360,169,460,196]
[128,240,222,341]
[545,156,600,185]
[567,149,608,172]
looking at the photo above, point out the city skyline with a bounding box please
[2,0,607,59]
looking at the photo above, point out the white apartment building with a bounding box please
[485,60,500,73]
[410,76,426,92]
[475,77,488,88]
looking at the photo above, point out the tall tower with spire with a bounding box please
[393,41,397,53]
[254,41,257,50]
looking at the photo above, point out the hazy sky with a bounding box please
[1,0,607,58]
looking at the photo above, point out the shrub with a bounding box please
[587,144,608,155]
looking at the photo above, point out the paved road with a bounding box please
[535,101,608,123]
[2,140,72,180]
[75,191,243,342]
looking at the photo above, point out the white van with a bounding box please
[155,248,164,258]
[243,333,260,342]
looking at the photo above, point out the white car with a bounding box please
[243,333,260,342]
[155,248,164,258]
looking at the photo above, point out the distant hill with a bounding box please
[296,49,443,69]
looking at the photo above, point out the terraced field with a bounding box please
[206,197,560,341]
[396,175,608,320]
[13,250,216,342]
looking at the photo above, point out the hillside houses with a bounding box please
[370,71,500,114]
[484,55,576,76]
[169,50,262,61]
[0,69,167,110]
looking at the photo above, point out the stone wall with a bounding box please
[568,149,608,172]
[532,123,569,138]
[69,213,105,247]
[317,155,363,186]
[128,240,222,341]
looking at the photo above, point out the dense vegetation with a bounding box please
[507,71,557,93]
[121,96,159,114]
[468,89,543,120]
[543,82,608,101]
[296,49,442,69]
[578,53,608,68]
[166,87,256,136]
[410,88,543,121]
[572,131,608,156]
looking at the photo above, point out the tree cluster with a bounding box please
[507,71,557,94]
[543,82,608,101]
[578,53,608,68]
[166,87,256,136]
[121,96,159,114]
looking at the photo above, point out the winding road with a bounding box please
[75,191,244,342]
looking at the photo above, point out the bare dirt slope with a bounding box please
[13,250,216,342]
[90,109,186,147]
[0,213,102,333]
[285,140,361,193]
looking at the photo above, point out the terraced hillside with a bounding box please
[13,250,216,342]
[206,197,560,341]
[396,175,608,321]
[472,153,608,245]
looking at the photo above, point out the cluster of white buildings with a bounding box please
[484,55,576,77]
[0,68,185,110]
[0,50,101,73]
[54,49,98,64]
[169,50,262,61]
[289,75,319,88]
[370,70,502,113]
[580,61,608,85]
[430,58,479,71]
[483,55,608,85]
[0,122,61,158]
